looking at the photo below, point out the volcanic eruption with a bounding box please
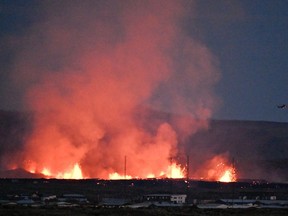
[5,0,237,181]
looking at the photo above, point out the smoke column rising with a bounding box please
[11,0,220,178]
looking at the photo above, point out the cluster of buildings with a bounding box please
[197,197,288,209]
[0,193,189,208]
[1,192,288,209]
[0,193,88,207]
[101,194,187,208]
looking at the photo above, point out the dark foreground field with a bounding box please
[0,206,288,216]
[1,179,288,215]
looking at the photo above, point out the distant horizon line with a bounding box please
[0,108,287,124]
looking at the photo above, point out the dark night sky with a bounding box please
[1,0,288,122]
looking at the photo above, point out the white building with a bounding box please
[170,194,187,204]
[144,194,187,204]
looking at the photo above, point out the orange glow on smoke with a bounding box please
[9,1,220,180]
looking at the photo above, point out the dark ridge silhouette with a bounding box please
[186,119,288,181]
[0,168,46,178]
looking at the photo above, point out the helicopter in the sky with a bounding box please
[277,104,288,109]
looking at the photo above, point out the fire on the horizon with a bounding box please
[23,155,236,183]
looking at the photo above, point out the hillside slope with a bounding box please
[186,120,288,181]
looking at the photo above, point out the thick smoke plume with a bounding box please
[10,0,220,178]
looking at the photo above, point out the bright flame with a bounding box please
[147,174,155,178]
[25,163,36,174]
[59,163,84,179]
[109,172,132,180]
[196,155,237,182]
[166,162,185,178]
[219,168,236,182]
[28,168,36,174]
[41,168,51,176]
[108,162,185,180]
[40,163,84,179]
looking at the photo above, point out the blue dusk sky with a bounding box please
[0,0,288,122]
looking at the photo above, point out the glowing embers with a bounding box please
[40,163,84,179]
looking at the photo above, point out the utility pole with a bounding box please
[186,155,190,205]
[186,155,189,181]
[124,155,127,180]
[169,157,173,194]
[169,157,173,178]
[232,157,235,207]
[124,155,127,200]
